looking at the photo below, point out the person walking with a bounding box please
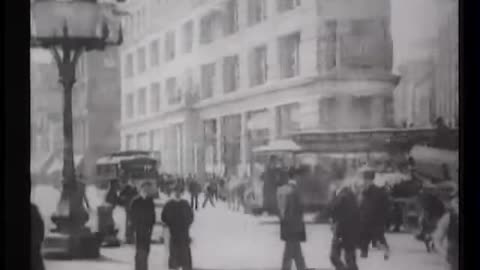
[202,181,216,208]
[277,170,307,270]
[31,203,45,270]
[162,185,194,270]
[356,166,391,260]
[417,189,447,252]
[119,179,139,244]
[434,192,459,270]
[188,176,200,210]
[130,181,156,270]
[100,179,121,246]
[328,180,360,270]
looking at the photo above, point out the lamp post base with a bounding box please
[42,228,101,259]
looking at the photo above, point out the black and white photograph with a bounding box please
[28,0,459,270]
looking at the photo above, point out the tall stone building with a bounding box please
[120,0,397,177]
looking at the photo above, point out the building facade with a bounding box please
[120,0,397,177]
[30,48,122,181]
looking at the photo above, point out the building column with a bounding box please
[240,111,248,176]
[298,99,320,130]
[215,116,223,174]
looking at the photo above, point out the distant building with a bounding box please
[392,0,458,128]
[120,0,398,177]
[432,0,458,127]
[30,48,122,182]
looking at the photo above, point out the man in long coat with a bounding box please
[357,167,391,260]
[277,171,307,270]
[162,185,194,270]
[31,203,45,270]
[130,181,156,270]
[328,181,361,270]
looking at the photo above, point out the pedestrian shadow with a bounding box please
[44,254,130,264]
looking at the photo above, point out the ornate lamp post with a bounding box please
[31,0,124,258]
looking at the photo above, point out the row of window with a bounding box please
[124,31,304,120]
[124,0,302,78]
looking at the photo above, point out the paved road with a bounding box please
[44,200,447,270]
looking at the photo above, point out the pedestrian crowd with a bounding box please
[31,165,458,270]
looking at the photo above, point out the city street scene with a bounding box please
[30,1,459,270]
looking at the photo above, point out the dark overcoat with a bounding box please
[359,185,390,237]
[328,187,361,246]
[130,196,156,248]
[279,186,306,242]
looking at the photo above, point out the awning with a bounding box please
[47,155,84,175]
[253,139,303,153]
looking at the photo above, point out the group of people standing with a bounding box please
[127,181,194,270]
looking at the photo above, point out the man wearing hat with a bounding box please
[130,181,156,270]
[356,165,391,260]
[277,169,307,270]
[328,178,361,270]
[162,184,194,270]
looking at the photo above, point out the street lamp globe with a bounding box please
[30,0,124,259]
